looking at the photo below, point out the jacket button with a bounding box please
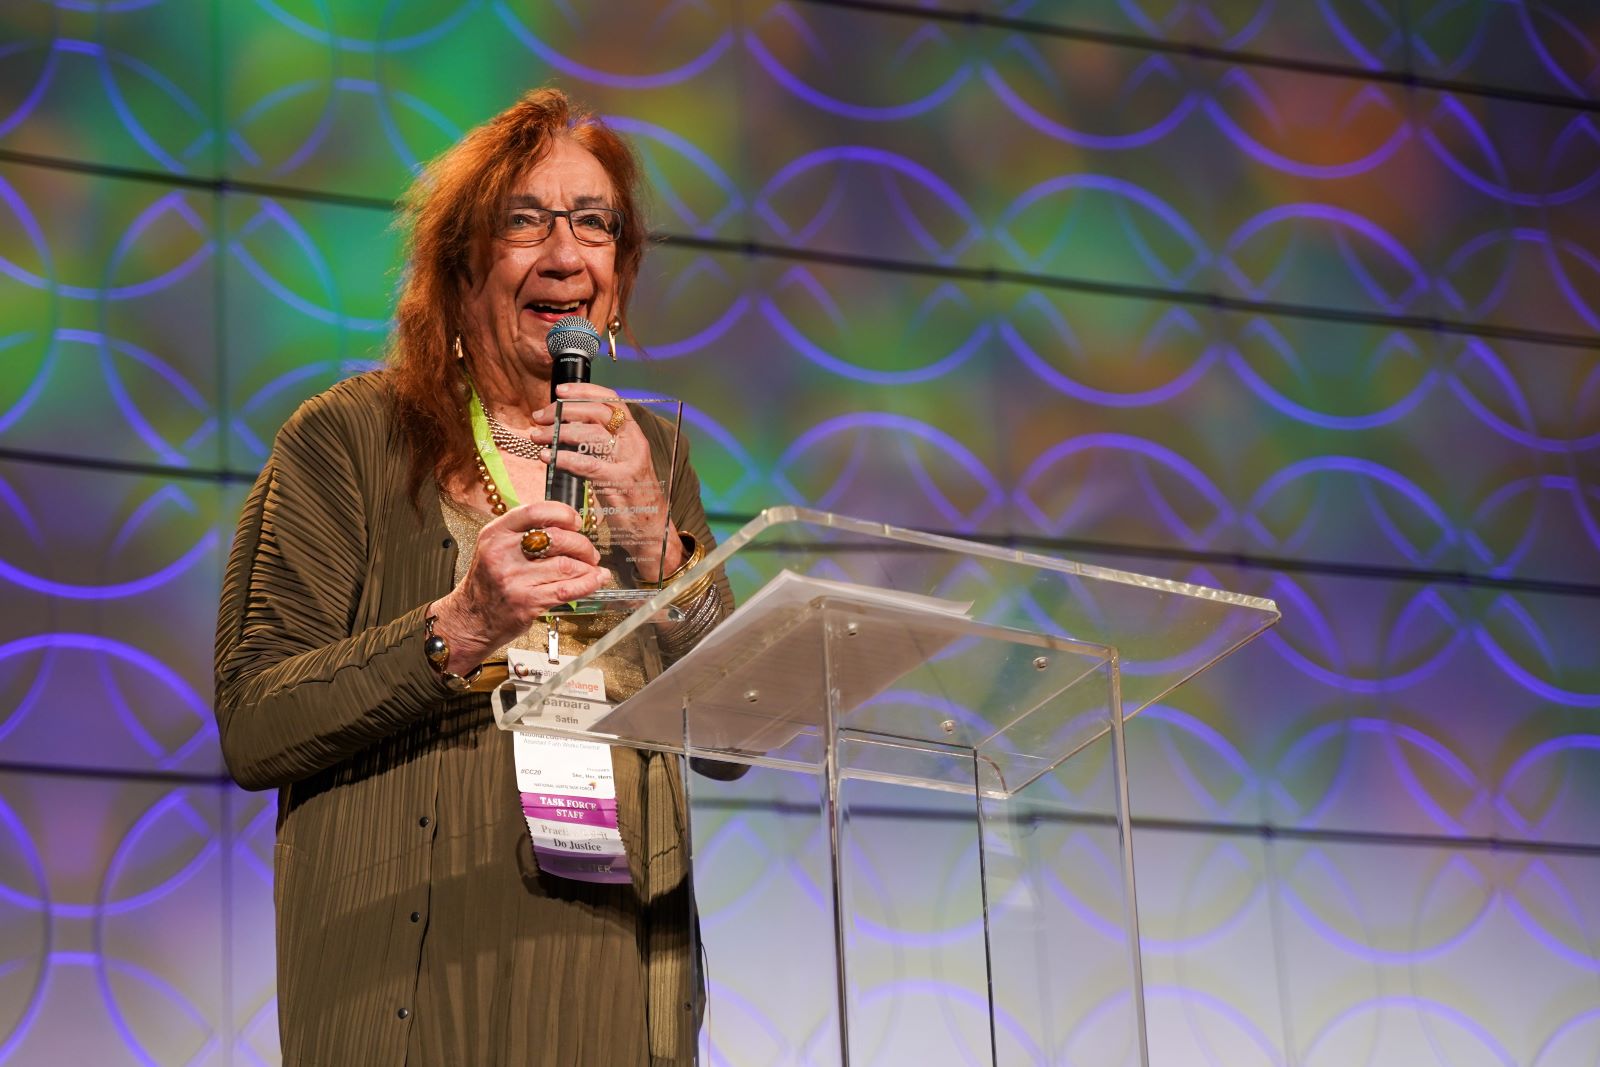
[410,912,421,923]
[418,816,431,828]
[397,1007,411,1020]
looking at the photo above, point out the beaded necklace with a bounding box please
[484,410,549,462]
[465,376,517,516]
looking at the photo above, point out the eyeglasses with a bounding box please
[500,207,625,246]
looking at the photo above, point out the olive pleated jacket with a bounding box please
[214,372,728,1065]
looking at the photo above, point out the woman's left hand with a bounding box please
[528,381,685,581]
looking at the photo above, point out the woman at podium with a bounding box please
[214,87,728,1065]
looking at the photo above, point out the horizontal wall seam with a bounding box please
[2,148,1596,353]
[662,235,1600,352]
[2,444,1596,599]
[799,0,1600,115]
[1,760,1595,858]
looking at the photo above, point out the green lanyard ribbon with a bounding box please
[465,375,521,511]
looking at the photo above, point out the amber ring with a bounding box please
[604,404,627,435]
[519,528,552,560]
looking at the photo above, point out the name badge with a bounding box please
[506,648,612,731]
[505,649,630,884]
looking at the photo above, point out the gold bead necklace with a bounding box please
[473,451,507,516]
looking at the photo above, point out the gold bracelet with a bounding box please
[657,532,701,584]
[657,533,714,606]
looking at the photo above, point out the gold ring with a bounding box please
[604,404,627,435]
[519,528,551,560]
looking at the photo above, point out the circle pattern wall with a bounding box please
[1,1,1598,1063]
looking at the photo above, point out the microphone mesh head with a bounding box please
[548,314,601,360]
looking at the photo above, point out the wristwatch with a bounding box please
[424,614,483,692]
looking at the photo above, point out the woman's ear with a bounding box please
[457,259,483,298]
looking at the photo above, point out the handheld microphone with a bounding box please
[546,314,601,513]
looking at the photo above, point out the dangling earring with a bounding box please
[453,335,466,362]
[607,320,620,362]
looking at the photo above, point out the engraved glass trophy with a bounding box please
[546,396,684,616]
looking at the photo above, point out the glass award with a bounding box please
[545,396,684,616]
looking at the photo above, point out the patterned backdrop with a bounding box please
[2,0,1598,1063]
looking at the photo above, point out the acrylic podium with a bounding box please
[493,507,1279,1066]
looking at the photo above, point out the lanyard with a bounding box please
[465,375,521,510]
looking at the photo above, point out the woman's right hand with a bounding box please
[425,501,606,674]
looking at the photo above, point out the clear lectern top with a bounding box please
[494,507,1278,798]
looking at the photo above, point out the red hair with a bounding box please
[387,86,647,503]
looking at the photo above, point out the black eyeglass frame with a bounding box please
[499,207,625,247]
